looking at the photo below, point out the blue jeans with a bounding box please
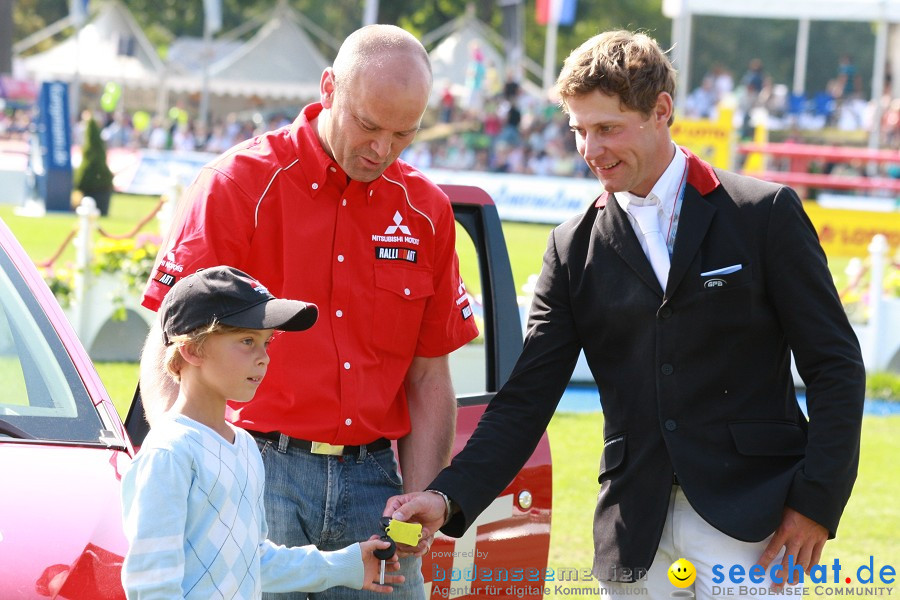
[256,436,425,600]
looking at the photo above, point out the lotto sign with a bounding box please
[671,108,734,170]
[802,202,900,257]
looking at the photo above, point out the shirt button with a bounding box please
[665,419,677,431]
[311,182,319,190]
[329,166,337,172]
[336,309,343,318]
[337,254,344,262]
[342,199,347,206]
[404,288,411,296]
[661,363,674,375]
[345,418,352,426]
[369,190,374,197]
[343,362,351,370]
[659,306,673,319]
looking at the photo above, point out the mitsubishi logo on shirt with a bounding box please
[384,211,411,235]
[372,211,420,245]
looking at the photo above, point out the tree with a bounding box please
[12,0,67,54]
[73,117,114,216]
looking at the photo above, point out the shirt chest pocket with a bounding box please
[701,263,753,321]
[373,264,435,357]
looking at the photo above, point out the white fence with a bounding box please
[61,196,173,361]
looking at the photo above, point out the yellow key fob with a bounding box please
[385,519,423,547]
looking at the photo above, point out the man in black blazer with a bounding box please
[386,30,865,596]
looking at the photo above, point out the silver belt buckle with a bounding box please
[310,441,345,456]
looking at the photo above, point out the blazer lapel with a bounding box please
[666,148,720,299]
[594,193,665,296]
[666,185,715,299]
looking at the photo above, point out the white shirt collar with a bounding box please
[614,143,686,212]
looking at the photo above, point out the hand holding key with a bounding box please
[374,535,396,584]
[360,535,402,593]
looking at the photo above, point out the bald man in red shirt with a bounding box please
[140,25,477,600]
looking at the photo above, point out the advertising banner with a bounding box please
[671,108,734,170]
[36,81,73,212]
[803,201,900,258]
[425,168,602,224]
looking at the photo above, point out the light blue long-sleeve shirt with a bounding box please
[121,414,363,599]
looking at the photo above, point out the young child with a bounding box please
[121,266,401,598]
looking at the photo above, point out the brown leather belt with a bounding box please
[247,430,390,458]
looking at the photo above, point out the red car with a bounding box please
[0,216,132,599]
[0,185,552,598]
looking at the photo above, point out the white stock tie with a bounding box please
[628,202,670,291]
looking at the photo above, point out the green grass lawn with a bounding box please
[544,412,900,598]
[0,193,162,266]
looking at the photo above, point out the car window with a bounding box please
[450,223,486,395]
[0,250,104,443]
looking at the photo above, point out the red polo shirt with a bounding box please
[142,103,478,444]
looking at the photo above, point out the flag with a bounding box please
[69,0,89,26]
[535,0,577,26]
[203,0,222,35]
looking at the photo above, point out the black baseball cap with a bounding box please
[159,266,318,345]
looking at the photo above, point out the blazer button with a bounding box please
[661,363,674,375]
[665,419,677,431]
[658,306,673,319]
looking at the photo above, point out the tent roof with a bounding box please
[20,0,164,87]
[166,3,328,99]
[166,38,242,76]
[664,0,900,22]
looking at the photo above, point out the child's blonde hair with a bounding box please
[163,321,255,382]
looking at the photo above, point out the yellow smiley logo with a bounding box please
[668,558,696,588]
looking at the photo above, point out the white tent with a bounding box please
[663,0,900,147]
[20,0,164,89]
[166,38,243,77]
[166,2,329,101]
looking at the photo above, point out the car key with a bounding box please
[373,534,396,585]
[385,518,423,547]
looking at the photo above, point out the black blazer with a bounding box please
[431,149,865,581]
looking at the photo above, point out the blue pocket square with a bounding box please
[701,264,742,277]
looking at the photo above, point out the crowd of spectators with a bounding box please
[4,54,900,179]
[403,55,900,176]
[65,108,294,154]
[0,108,32,139]
[683,56,881,140]
[403,88,593,177]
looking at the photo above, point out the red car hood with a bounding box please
[0,443,131,599]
